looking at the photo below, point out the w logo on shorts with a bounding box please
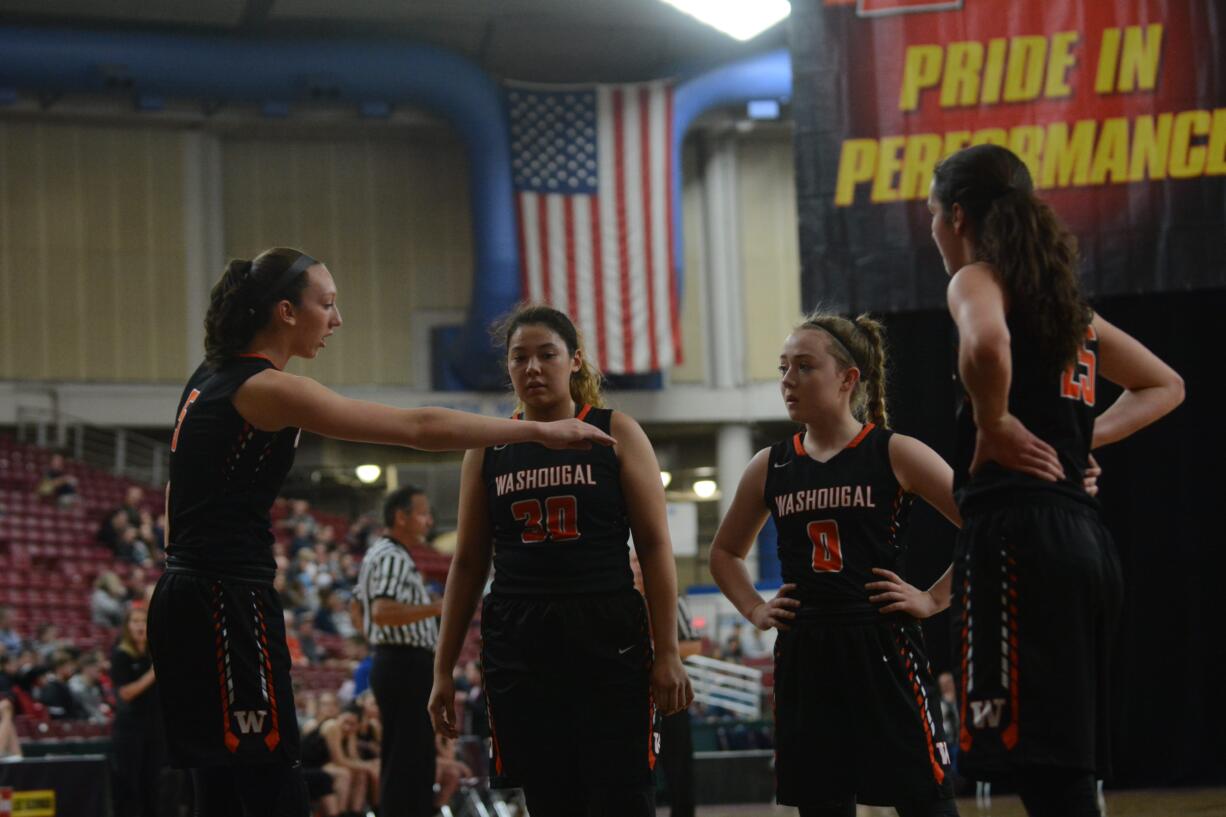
[233,710,268,734]
[969,698,1006,729]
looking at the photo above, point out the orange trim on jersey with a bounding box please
[846,422,875,448]
[237,352,281,369]
[576,403,593,422]
[792,433,807,457]
[253,595,282,752]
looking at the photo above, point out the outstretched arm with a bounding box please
[233,370,614,452]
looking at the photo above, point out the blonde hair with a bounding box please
[493,304,605,410]
[795,311,889,428]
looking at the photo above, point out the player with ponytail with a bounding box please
[149,253,614,817]
[710,311,965,817]
[429,304,692,817]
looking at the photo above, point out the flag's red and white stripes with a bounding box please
[516,82,679,375]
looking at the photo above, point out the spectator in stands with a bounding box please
[295,611,322,666]
[34,624,71,663]
[110,603,167,817]
[37,452,79,508]
[120,486,145,528]
[98,510,153,568]
[0,606,22,653]
[68,650,111,723]
[460,661,488,739]
[283,498,318,539]
[300,692,355,816]
[0,696,21,759]
[939,671,961,781]
[124,566,149,603]
[0,646,15,698]
[319,702,379,816]
[290,520,317,557]
[350,637,372,698]
[285,610,309,667]
[37,651,85,720]
[433,734,472,810]
[315,587,357,639]
[91,571,128,628]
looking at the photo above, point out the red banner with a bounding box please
[792,0,1226,311]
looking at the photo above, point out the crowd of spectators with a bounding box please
[4,443,478,814]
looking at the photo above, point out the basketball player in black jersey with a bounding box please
[427,305,692,817]
[930,145,1184,817]
[710,313,963,817]
[148,250,614,817]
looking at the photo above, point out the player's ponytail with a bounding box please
[203,247,315,367]
[932,144,1090,375]
[852,314,889,429]
[495,304,606,410]
[797,311,890,428]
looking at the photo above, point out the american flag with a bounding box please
[508,82,681,375]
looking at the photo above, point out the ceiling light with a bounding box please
[693,479,718,499]
[661,0,791,42]
[660,470,673,488]
[355,464,382,484]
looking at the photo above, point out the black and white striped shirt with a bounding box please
[356,536,438,650]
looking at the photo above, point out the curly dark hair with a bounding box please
[202,247,316,367]
[932,144,1092,375]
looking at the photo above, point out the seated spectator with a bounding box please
[0,697,21,759]
[281,499,318,539]
[300,692,351,817]
[91,571,127,628]
[0,607,22,654]
[37,453,79,508]
[68,651,111,723]
[119,485,145,528]
[462,660,489,739]
[318,703,378,816]
[34,624,72,663]
[295,613,322,666]
[314,587,356,639]
[98,509,152,567]
[37,651,86,720]
[284,611,308,667]
[434,734,473,810]
[290,520,317,558]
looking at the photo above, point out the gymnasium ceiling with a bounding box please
[0,0,789,84]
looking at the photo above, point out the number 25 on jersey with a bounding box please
[1060,326,1097,407]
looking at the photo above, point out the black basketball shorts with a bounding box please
[148,570,300,768]
[952,498,1122,780]
[480,589,658,793]
[773,617,955,807]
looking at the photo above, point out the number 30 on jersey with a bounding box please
[511,496,581,543]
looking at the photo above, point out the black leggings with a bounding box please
[1017,768,1100,817]
[191,762,309,817]
[799,797,960,817]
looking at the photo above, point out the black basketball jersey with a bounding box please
[764,424,913,618]
[954,322,1098,510]
[482,405,633,596]
[167,355,300,581]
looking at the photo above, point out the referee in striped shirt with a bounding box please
[354,486,442,817]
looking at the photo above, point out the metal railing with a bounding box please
[684,654,764,720]
[15,406,168,487]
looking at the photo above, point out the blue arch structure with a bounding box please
[0,28,792,389]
